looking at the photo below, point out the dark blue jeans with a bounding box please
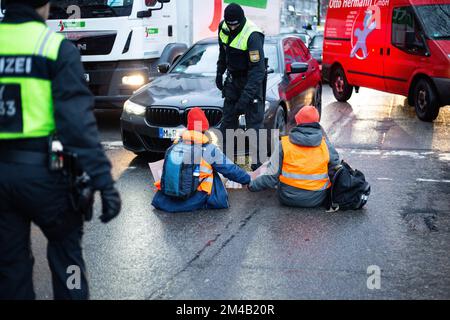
[0,162,88,300]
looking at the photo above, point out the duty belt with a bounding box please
[0,149,48,166]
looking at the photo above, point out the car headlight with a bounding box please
[264,101,271,112]
[124,100,146,116]
[122,74,145,86]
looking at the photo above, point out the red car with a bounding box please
[322,0,450,121]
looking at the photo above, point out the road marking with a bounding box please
[416,178,450,183]
[377,178,393,181]
[102,141,123,150]
[439,153,450,162]
[339,148,449,161]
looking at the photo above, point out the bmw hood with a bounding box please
[130,74,223,108]
[129,73,280,108]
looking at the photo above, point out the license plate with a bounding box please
[159,128,183,140]
[84,73,90,83]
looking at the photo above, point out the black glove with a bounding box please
[216,73,224,91]
[99,186,121,223]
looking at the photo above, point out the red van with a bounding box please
[322,0,449,121]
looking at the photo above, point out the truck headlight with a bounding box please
[124,100,146,116]
[122,74,145,86]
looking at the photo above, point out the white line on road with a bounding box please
[416,178,450,183]
[339,148,450,161]
[102,141,124,150]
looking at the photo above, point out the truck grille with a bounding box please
[146,107,223,127]
[66,31,117,56]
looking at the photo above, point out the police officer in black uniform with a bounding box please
[0,0,121,300]
[216,3,266,171]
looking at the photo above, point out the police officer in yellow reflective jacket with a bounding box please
[0,0,121,300]
[216,3,266,171]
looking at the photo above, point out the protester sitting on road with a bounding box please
[152,108,251,213]
[248,106,340,208]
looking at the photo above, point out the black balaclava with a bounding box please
[4,0,50,8]
[224,3,246,35]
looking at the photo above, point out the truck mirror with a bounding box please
[140,0,170,17]
[287,62,308,75]
[158,62,171,74]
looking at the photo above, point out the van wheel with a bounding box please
[314,84,322,120]
[331,67,353,102]
[414,79,440,122]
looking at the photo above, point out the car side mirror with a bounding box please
[158,62,171,74]
[287,62,308,75]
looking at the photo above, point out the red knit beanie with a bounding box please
[295,105,320,125]
[187,107,209,132]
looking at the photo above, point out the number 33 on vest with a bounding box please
[0,84,23,133]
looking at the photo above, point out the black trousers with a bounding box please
[220,75,265,164]
[0,161,88,300]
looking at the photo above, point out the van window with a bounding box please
[392,6,427,56]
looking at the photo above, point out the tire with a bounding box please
[413,79,440,122]
[314,84,322,120]
[331,67,353,102]
[273,106,287,135]
[268,106,286,156]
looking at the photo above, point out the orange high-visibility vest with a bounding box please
[279,136,331,191]
[155,130,214,195]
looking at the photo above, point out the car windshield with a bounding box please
[171,43,280,75]
[310,35,323,49]
[296,34,309,45]
[415,4,450,40]
[49,0,134,19]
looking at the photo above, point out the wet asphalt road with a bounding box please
[32,87,450,300]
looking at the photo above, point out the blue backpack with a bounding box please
[160,141,207,199]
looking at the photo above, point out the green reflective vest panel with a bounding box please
[219,20,263,51]
[0,21,64,139]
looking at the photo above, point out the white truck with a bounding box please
[1,0,281,108]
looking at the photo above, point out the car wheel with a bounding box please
[331,67,353,102]
[314,84,322,119]
[273,106,287,136]
[414,79,440,122]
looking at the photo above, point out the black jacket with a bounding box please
[217,20,266,106]
[1,4,114,190]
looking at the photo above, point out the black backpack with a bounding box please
[329,160,371,211]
